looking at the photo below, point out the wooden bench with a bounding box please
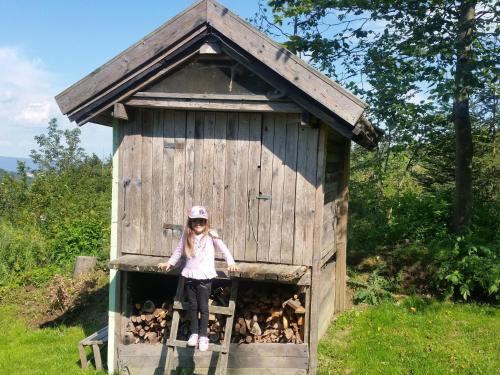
[78,326,108,370]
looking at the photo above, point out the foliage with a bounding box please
[257,0,498,300]
[348,268,395,305]
[435,236,499,302]
[30,118,86,172]
[0,119,111,291]
[318,300,500,374]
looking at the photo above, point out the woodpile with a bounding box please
[231,289,305,344]
[124,300,175,344]
[124,285,306,345]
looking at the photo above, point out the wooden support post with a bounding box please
[78,343,88,369]
[92,344,103,370]
[334,139,350,313]
[108,119,122,374]
[308,124,326,374]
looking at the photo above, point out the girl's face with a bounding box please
[190,218,207,234]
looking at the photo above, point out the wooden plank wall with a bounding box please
[119,109,319,266]
[322,130,346,251]
[318,259,336,339]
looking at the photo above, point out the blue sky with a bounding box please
[0,0,259,159]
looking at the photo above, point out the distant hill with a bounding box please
[0,156,38,172]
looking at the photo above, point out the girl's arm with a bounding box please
[158,233,184,271]
[168,233,185,267]
[212,237,236,266]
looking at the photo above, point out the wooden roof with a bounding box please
[55,0,380,149]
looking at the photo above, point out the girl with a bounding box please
[158,206,239,351]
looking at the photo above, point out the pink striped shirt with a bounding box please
[168,231,236,279]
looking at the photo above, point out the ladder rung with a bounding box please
[173,301,235,316]
[166,339,229,353]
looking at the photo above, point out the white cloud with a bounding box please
[0,46,111,158]
[0,47,55,127]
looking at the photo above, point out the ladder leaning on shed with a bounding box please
[165,278,239,375]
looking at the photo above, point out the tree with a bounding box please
[30,118,86,172]
[263,0,498,233]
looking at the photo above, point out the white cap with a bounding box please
[187,205,209,220]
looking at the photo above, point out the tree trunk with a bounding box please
[453,0,476,233]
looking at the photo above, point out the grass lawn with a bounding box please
[0,304,107,375]
[318,297,499,374]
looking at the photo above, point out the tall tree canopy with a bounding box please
[259,0,498,232]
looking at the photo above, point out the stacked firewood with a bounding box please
[124,287,306,345]
[124,292,230,345]
[231,289,305,344]
[123,300,175,344]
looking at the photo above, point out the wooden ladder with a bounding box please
[165,277,239,375]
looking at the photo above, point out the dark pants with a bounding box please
[185,278,212,337]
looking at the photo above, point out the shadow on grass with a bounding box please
[39,282,109,371]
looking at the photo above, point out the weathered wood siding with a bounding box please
[118,109,319,265]
[321,130,348,255]
[318,259,336,339]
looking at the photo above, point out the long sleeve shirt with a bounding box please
[167,231,236,280]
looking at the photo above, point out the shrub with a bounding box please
[0,220,51,287]
[434,236,499,303]
[348,269,395,305]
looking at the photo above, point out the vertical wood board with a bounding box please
[222,112,239,253]
[245,112,262,261]
[212,112,228,236]
[268,114,287,263]
[121,112,142,254]
[257,113,274,262]
[161,110,175,255]
[172,111,187,253]
[201,112,215,212]
[233,113,250,260]
[193,111,205,205]
[151,110,165,255]
[280,115,299,264]
[140,109,153,255]
[184,111,196,220]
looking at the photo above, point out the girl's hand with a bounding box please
[228,264,239,272]
[158,262,172,272]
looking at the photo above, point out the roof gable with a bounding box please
[55,0,379,149]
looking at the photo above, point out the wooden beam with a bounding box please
[108,254,309,284]
[113,103,129,121]
[124,97,302,113]
[134,92,293,102]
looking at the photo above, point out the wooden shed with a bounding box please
[55,1,379,374]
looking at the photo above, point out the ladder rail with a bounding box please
[164,277,239,375]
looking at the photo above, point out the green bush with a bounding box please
[51,214,110,267]
[434,236,499,303]
[0,220,51,287]
[348,268,395,305]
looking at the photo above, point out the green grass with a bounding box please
[0,303,107,375]
[318,298,500,375]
